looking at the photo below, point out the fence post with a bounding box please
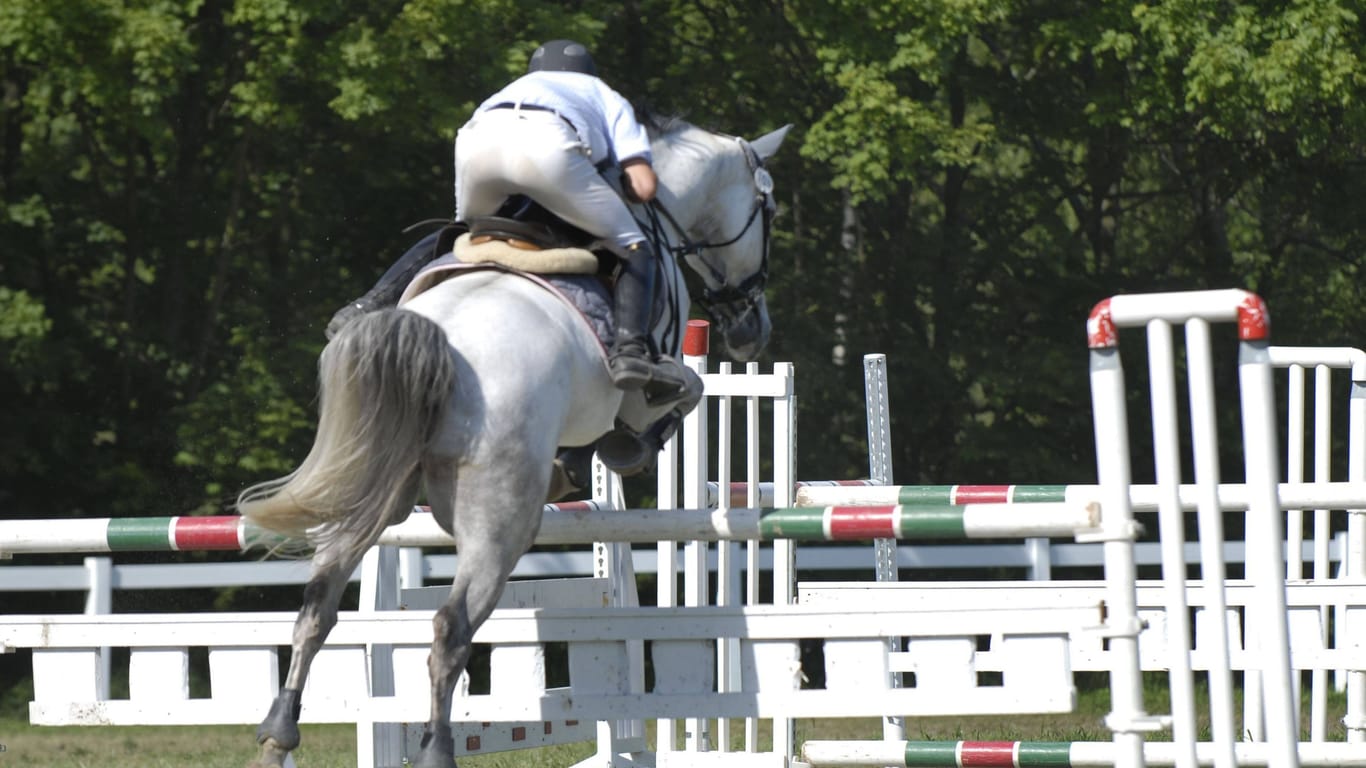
[358,545,401,768]
[82,556,112,700]
[864,352,905,747]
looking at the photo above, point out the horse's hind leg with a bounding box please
[248,505,409,768]
[246,545,350,766]
[412,467,546,768]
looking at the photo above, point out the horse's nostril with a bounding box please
[723,313,772,362]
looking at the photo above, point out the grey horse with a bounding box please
[238,118,788,768]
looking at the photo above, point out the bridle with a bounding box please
[639,137,775,333]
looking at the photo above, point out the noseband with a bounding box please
[642,137,774,335]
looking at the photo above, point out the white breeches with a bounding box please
[454,108,645,256]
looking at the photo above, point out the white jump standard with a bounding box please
[1087,289,1297,768]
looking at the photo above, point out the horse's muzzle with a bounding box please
[720,295,772,362]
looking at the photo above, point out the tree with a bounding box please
[1,0,1363,525]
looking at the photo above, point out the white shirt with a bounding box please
[475,71,652,167]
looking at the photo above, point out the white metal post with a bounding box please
[655,418,679,758]
[1238,338,1299,768]
[744,359,763,753]
[590,462,648,763]
[358,545,400,768]
[82,556,112,701]
[1146,319,1199,768]
[772,361,797,761]
[1348,363,1366,742]
[682,322,711,753]
[1087,339,1150,768]
[1310,365,1331,741]
[1286,364,1307,581]
[716,361,736,753]
[1185,320,1237,768]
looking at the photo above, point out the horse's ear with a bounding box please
[749,124,792,161]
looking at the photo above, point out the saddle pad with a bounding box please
[452,232,599,274]
[398,260,614,349]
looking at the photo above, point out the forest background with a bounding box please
[2,0,1365,625]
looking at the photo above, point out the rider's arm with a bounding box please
[621,157,657,203]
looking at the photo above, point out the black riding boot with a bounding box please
[609,242,686,395]
[325,228,448,340]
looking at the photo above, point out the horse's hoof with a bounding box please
[256,689,303,751]
[245,736,291,768]
[547,462,580,501]
[547,446,593,501]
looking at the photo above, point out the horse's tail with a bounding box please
[237,309,456,559]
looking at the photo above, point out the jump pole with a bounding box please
[0,503,1101,555]
[799,740,1366,768]
[787,481,1366,510]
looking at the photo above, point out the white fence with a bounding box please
[3,293,1366,768]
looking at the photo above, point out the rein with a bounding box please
[638,137,774,321]
[647,191,764,258]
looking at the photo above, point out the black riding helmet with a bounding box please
[527,39,597,76]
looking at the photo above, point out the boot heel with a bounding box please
[608,354,652,390]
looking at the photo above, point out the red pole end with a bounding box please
[683,319,710,356]
[1237,291,1271,341]
[1087,298,1117,349]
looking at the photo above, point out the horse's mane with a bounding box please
[638,109,692,138]
[639,109,722,163]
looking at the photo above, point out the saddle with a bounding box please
[453,195,610,276]
[467,198,701,485]
[469,195,593,250]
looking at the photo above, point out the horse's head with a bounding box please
[650,121,791,362]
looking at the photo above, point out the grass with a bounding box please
[0,715,1096,768]
[0,720,350,768]
[0,681,1347,767]
[0,687,1120,768]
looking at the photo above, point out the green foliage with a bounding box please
[1134,0,1365,152]
[1,0,1364,525]
[173,326,314,509]
[0,286,50,349]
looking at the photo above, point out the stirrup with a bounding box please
[597,377,700,477]
[597,427,655,477]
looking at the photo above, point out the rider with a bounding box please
[456,39,683,394]
[327,39,684,396]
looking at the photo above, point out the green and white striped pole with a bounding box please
[0,502,1100,555]
[800,740,1366,767]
